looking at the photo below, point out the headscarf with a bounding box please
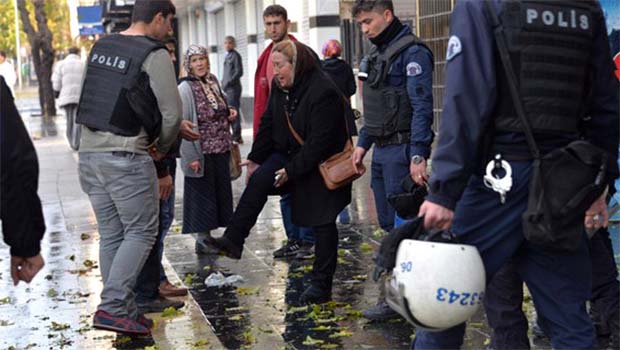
[183,44,209,76]
[322,39,342,58]
[271,41,318,89]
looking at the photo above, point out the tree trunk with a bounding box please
[17,0,56,117]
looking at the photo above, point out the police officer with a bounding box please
[417,0,619,349]
[77,0,182,335]
[350,0,434,319]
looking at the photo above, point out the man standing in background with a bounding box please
[222,35,244,144]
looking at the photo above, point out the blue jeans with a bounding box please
[158,158,176,282]
[135,158,177,303]
[371,144,410,231]
[78,152,159,319]
[413,162,595,350]
[280,193,314,244]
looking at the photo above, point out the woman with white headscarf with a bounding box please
[178,45,238,252]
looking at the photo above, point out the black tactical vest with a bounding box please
[362,34,430,139]
[76,35,165,136]
[494,0,597,134]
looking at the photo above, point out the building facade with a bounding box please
[172,0,453,122]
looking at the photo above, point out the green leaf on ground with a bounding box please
[237,287,260,296]
[161,306,183,318]
[258,326,274,334]
[360,242,374,254]
[373,228,387,239]
[302,336,324,346]
[228,314,243,321]
[50,321,70,331]
[184,273,197,285]
[47,288,59,298]
[189,340,209,348]
[320,344,339,349]
[286,305,308,314]
[329,329,353,338]
[242,330,254,344]
[0,296,11,305]
[310,325,332,331]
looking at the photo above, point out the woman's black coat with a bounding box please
[248,67,351,227]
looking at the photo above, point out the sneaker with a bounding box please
[363,301,400,321]
[300,284,331,305]
[93,310,150,335]
[203,235,243,260]
[159,281,188,297]
[136,314,154,329]
[294,243,315,260]
[273,240,301,259]
[137,296,185,315]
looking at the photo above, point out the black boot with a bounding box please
[300,283,331,305]
[203,235,243,260]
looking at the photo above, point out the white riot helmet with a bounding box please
[385,238,486,331]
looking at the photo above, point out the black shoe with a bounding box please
[137,296,185,314]
[299,284,331,305]
[273,240,301,259]
[294,243,314,260]
[203,235,242,260]
[363,301,400,321]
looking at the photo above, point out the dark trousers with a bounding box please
[371,144,410,231]
[484,228,619,350]
[413,161,595,350]
[225,86,242,141]
[224,153,339,286]
[135,157,176,302]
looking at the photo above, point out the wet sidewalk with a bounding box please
[0,105,555,350]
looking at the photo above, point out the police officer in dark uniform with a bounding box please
[77,0,183,335]
[417,0,619,349]
[351,0,434,319]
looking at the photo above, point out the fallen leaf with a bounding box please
[237,287,260,296]
[311,325,332,331]
[329,329,353,338]
[302,336,324,346]
[83,259,98,268]
[0,297,11,305]
[80,233,91,240]
[47,288,59,298]
[242,330,254,344]
[228,314,243,321]
[50,321,70,331]
[161,306,183,318]
[258,326,273,333]
[184,273,196,285]
[360,242,374,254]
[202,265,212,271]
[0,320,14,326]
[320,344,339,349]
[286,305,308,314]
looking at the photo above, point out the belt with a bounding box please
[375,132,410,147]
[111,151,137,158]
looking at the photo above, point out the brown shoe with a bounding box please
[158,281,188,297]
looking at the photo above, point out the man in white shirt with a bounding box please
[0,51,17,96]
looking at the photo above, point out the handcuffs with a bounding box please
[483,154,513,204]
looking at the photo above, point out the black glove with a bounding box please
[387,176,428,220]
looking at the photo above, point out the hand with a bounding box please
[228,108,238,122]
[584,191,609,231]
[274,168,288,188]
[189,160,201,175]
[11,254,45,286]
[410,158,428,186]
[158,174,173,200]
[352,147,367,175]
[149,146,166,161]
[418,200,454,230]
[179,120,200,141]
[241,159,260,184]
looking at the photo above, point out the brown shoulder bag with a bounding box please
[285,100,366,190]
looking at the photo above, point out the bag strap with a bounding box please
[285,110,305,145]
[483,1,540,160]
[285,93,354,148]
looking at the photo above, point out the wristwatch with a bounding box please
[411,155,425,165]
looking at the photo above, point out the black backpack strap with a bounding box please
[483,1,540,160]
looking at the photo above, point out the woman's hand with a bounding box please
[274,168,288,188]
[228,108,238,122]
[189,160,201,175]
[241,159,260,184]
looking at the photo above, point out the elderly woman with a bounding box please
[179,45,237,251]
[204,41,351,304]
